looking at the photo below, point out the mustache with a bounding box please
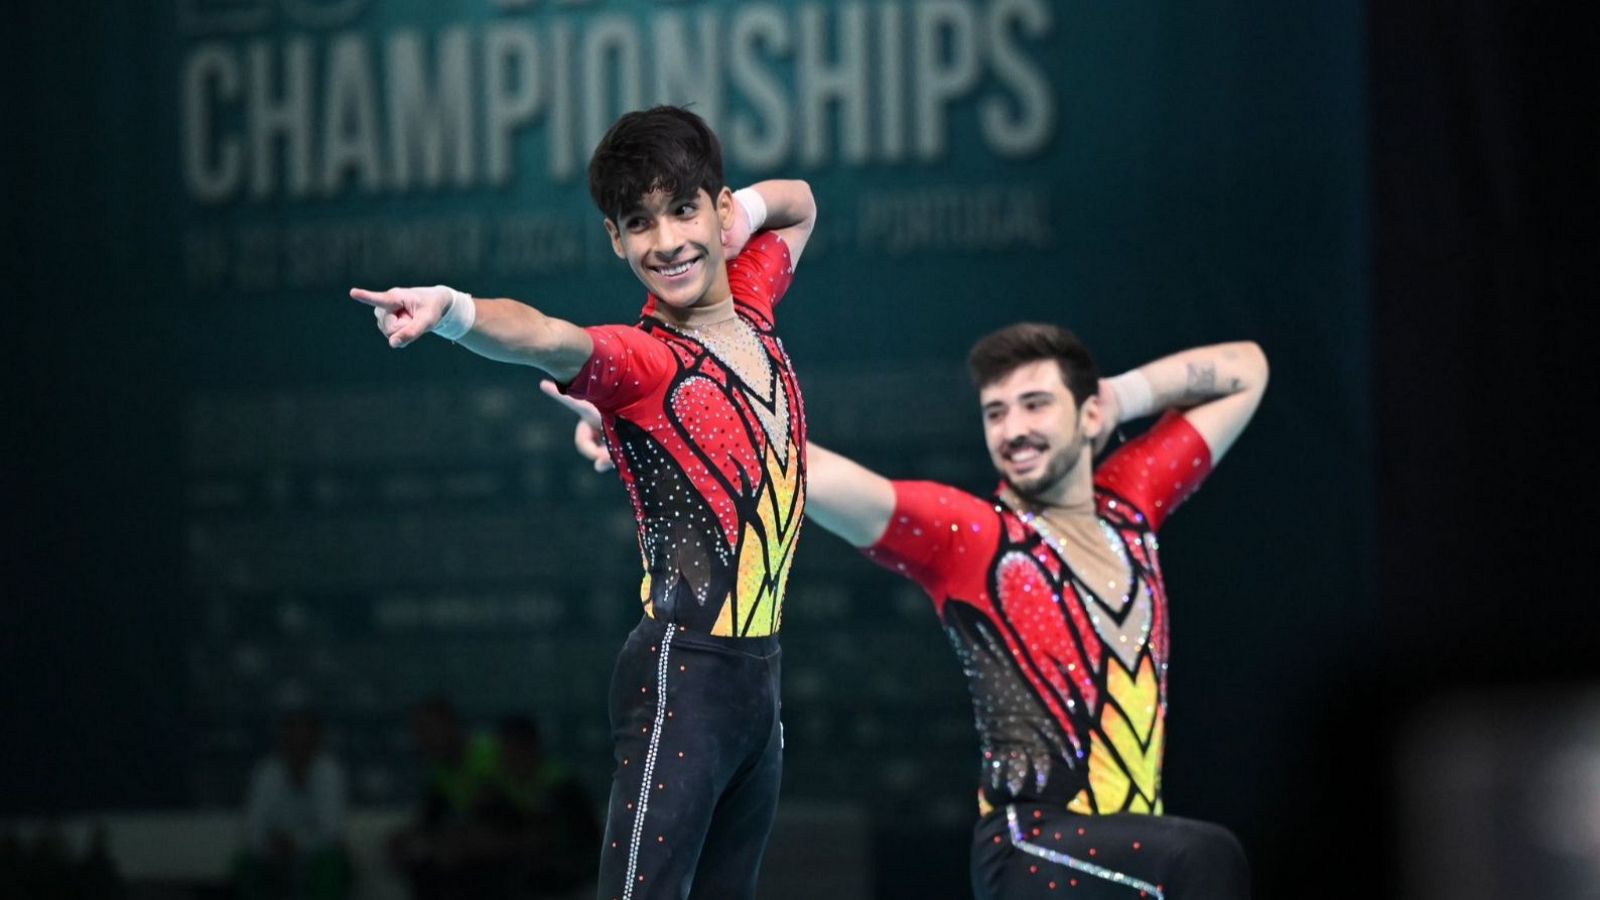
[1002,435,1049,454]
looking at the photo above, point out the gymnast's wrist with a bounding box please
[733,187,768,232]
[431,286,476,341]
[1105,370,1154,422]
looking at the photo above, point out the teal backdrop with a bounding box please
[10,1,1368,895]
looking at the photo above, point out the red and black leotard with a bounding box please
[565,233,806,638]
[866,413,1213,815]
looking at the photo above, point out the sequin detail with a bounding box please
[571,233,805,637]
[1018,512,1153,672]
[623,624,676,900]
[863,414,1214,815]
[1005,805,1165,899]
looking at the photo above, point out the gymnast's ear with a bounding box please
[716,185,736,231]
[1079,390,1106,439]
[602,217,626,258]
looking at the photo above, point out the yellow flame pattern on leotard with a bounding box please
[709,440,803,637]
[1068,653,1165,815]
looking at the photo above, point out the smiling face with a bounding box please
[980,359,1104,503]
[604,185,736,312]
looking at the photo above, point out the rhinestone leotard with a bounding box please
[866,413,1212,814]
[565,233,805,638]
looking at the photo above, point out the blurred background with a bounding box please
[3,0,1591,898]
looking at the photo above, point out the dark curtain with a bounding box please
[1266,4,1598,898]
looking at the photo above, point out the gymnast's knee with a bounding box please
[1175,821,1251,899]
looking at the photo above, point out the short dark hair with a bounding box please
[587,106,725,222]
[967,323,1100,407]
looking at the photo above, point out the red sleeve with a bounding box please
[726,232,795,328]
[863,481,1000,598]
[1094,411,1214,532]
[561,325,677,413]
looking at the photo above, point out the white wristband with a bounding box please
[431,286,476,341]
[733,187,767,232]
[1106,370,1155,422]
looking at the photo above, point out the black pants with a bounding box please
[971,803,1250,900]
[596,615,783,900]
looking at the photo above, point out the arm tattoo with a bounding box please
[1185,361,1217,398]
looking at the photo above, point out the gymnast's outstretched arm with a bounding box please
[351,286,595,383]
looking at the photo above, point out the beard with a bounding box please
[1003,431,1090,501]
